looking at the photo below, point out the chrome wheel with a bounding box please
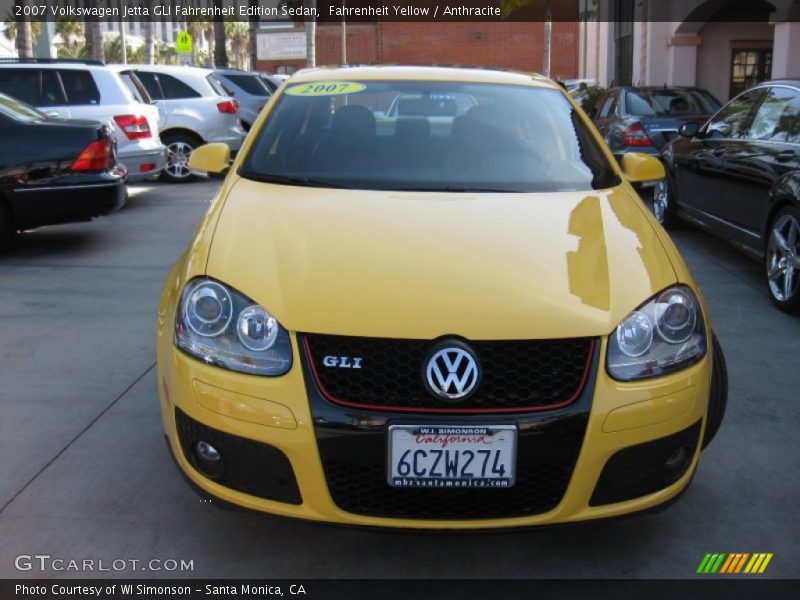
[766,212,800,303]
[166,141,194,179]
[653,179,669,224]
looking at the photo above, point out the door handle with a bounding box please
[712,148,726,157]
[776,150,795,163]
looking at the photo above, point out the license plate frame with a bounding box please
[387,424,517,488]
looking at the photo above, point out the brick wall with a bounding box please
[257,22,578,80]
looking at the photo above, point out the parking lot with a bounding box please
[0,180,798,579]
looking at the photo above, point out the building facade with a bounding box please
[256,21,579,80]
[580,0,800,102]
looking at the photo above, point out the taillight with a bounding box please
[621,122,653,147]
[217,99,238,114]
[71,139,113,172]
[113,114,151,140]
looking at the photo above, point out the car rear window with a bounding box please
[626,89,721,116]
[58,70,100,105]
[0,93,45,122]
[206,75,228,96]
[219,73,270,97]
[240,80,619,193]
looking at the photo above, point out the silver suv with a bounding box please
[118,65,246,183]
[211,69,272,131]
[0,60,165,182]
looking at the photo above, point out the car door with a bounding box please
[721,86,800,250]
[673,88,765,221]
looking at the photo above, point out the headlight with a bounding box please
[175,278,292,376]
[607,285,706,381]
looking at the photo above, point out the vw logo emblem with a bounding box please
[424,342,480,401]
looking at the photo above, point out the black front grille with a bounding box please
[175,408,302,505]
[303,334,595,413]
[321,460,573,520]
[590,420,702,506]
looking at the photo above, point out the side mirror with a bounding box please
[621,152,665,184]
[679,122,700,138]
[187,143,230,177]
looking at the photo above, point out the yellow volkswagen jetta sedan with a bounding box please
[157,66,727,529]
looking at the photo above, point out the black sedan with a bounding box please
[592,86,722,160]
[657,79,800,313]
[0,92,126,250]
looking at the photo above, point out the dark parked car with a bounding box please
[0,92,126,250]
[656,79,800,312]
[593,86,722,160]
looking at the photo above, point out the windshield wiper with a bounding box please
[241,172,353,189]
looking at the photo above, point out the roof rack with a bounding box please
[0,58,106,66]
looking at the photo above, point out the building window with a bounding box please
[730,49,772,98]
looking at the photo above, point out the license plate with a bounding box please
[387,425,517,488]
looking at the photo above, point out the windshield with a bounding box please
[240,80,619,193]
[626,89,722,117]
[0,93,45,122]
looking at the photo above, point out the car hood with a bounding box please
[206,178,677,339]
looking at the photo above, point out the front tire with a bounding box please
[765,206,800,313]
[161,133,201,183]
[652,177,681,229]
[702,334,728,449]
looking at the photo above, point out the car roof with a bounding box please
[0,62,110,72]
[288,65,558,89]
[110,64,214,76]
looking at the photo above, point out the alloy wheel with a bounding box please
[653,180,669,224]
[766,213,800,303]
[166,141,194,179]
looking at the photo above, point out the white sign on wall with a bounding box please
[257,32,308,60]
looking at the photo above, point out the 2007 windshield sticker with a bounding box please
[286,81,366,96]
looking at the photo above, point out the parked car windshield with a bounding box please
[626,88,721,116]
[0,93,45,122]
[240,80,619,192]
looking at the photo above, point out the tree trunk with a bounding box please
[15,0,34,59]
[144,0,154,64]
[213,0,228,67]
[305,0,316,68]
[16,20,33,59]
[249,0,259,72]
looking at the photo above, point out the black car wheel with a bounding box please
[765,206,800,313]
[161,133,201,183]
[702,333,728,449]
[652,177,681,229]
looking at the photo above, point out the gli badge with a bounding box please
[322,355,363,369]
[423,340,481,401]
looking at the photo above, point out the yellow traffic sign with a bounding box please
[175,31,193,54]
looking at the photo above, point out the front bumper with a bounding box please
[119,145,167,182]
[158,317,711,529]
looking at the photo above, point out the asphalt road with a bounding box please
[0,180,798,579]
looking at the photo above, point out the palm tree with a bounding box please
[213,0,228,67]
[225,21,249,70]
[143,0,154,64]
[83,2,105,62]
[248,0,259,71]
[55,19,83,59]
